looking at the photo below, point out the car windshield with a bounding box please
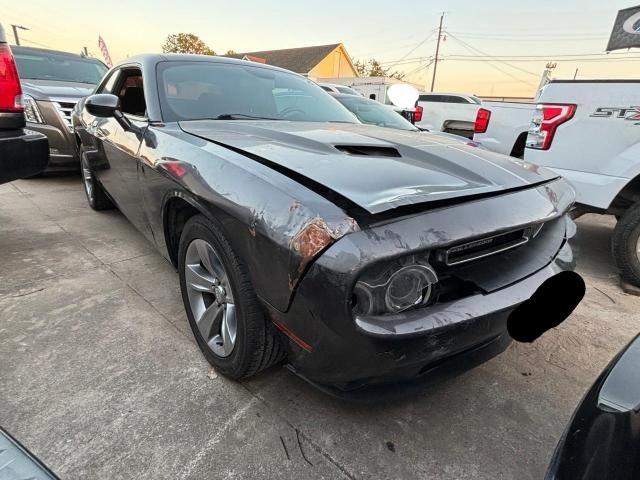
[336,96,418,131]
[13,49,108,84]
[157,61,359,123]
[336,86,359,95]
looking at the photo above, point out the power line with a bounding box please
[382,50,634,65]
[20,37,50,49]
[385,29,438,69]
[444,51,632,59]
[445,30,609,39]
[444,35,537,87]
[445,32,539,77]
[443,56,640,63]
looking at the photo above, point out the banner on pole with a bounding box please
[607,5,640,51]
[98,35,113,67]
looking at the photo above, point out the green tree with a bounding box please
[162,33,215,55]
[355,58,405,80]
[225,49,237,55]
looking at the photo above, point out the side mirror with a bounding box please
[85,93,139,134]
[85,94,120,118]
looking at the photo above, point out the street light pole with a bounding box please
[430,13,444,92]
[10,24,29,46]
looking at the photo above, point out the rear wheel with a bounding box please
[178,214,285,379]
[80,148,114,211]
[612,202,640,287]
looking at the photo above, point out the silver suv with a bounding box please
[12,46,107,172]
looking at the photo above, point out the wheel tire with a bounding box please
[612,202,640,287]
[178,214,285,379]
[80,147,114,211]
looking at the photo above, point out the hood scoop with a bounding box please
[334,145,401,157]
[179,120,559,216]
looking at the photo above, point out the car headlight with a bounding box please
[23,94,44,124]
[352,255,438,316]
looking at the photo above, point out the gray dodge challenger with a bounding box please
[72,54,584,397]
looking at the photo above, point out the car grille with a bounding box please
[53,101,77,131]
[439,224,544,267]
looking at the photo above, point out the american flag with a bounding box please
[98,35,113,68]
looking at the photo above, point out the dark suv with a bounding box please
[0,24,48,183]
[11,45,107,172]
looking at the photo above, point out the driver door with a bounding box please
[89,66,150,238]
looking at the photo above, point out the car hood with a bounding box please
[20,79,95,101]
[180,120,558,215]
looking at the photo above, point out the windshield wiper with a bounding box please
[215,114,281,121]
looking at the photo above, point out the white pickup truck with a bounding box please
[414,92,482,138]
[523,80,640,288]
[473,101,535,157]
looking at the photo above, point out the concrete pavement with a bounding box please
[1,176,638,479]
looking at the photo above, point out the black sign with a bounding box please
[607,5,640,51]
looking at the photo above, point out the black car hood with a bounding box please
[180,120,558,215]
[20,79,95,101]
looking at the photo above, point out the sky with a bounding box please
[1,0,638,96]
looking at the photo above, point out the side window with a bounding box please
[445,95,469,104]
[320,86,333,92]
[97,70,120,94]
[419,95,443,103]
[116,68,147,117]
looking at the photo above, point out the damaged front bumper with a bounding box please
[266,179,584,396]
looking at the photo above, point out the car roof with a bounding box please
[11,45,100,61]
[118,53,304,77]
[420,92,471,97]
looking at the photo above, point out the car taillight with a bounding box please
[474,108,491,133]
[414,105,423,122]
[0,43,24,113]
[526,103,576,151]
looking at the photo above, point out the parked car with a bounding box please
[11,45,107,173]
[414,92,482,138]
[0,427,58,479]
[0,24,49,184]
[318,82,362,96]
[546,333,640,479]
[524,80,640,288]
[473,101,535,157]
[330,92,478,145]
[73,54,584,396]
[330,93,417,130]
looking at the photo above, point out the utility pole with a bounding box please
[11,24,29,46]
[430,13,444,92]
[573,68,579,80]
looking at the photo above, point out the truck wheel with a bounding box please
[612,202,640,287]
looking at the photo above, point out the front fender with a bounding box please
[143,126,359,312]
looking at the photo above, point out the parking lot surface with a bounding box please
[1,176,638,480]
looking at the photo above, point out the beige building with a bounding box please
[225,43,358,78]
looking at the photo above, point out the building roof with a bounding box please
[225,43,341,74]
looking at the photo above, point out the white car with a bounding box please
[414,92,482,138]
[524,79,640,287]
[318,83,362,96]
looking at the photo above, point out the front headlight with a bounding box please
[23,94,44,124]
[352,255,438,316]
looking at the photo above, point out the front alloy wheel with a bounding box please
[185,239,237,357]
[178,215,285,379]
